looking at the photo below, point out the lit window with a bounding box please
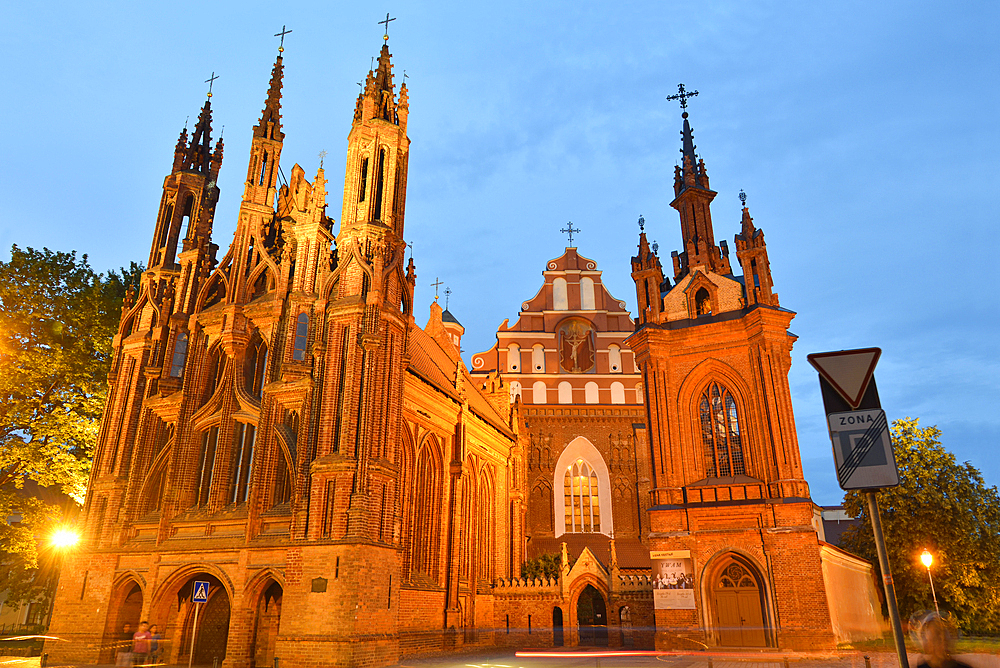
[230,422,256,505]
[699,383,746,477]
[564,460,601,533]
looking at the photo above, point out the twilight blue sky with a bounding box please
[2,1,998,504]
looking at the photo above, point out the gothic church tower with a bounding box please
[627,105,836,650]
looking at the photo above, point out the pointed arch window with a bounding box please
[695,287,712,316]
[292,313,308,361]
[699,383,746,477]
[259,151,269,186]
[246,337,268,398]
[169,332,188,378]
[359,157,369,202]
[230,422,257,505]
[196,426,220,506]
[563,459,601,533]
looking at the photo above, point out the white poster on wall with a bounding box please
[650,550,696,610]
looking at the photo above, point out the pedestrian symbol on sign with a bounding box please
[192,581,209,603]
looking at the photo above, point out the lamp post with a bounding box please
[920,549,940,615]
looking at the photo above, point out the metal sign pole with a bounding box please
[866,491,909,668]
[188,601,201,668]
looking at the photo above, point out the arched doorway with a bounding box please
[576,584,607,647]
[101,580,142,663]
[711,557,767,647]
[552,607,563,646]
[250,581,282,668]
[156,574,231,666]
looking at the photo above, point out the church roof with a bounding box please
[406,325,513,439]
[441,309,461,326]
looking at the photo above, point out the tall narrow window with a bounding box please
[273,453,292,507]
[532,343,545,373]
[373,149,386,219]
[580,277,596,310]
[230,422,256,505]
[259,152,268,186]
[246,338,268,398]
[751,258,761,288]
[197,427,220,506]
[359,157,369,202]
[506,343,521,372]
[158,204,173,248]
[564,460,600,533]
[292,313,308,361]
[553,278,568,311]
[180,195,193,240]
[169,332,188,378]
[608,344,622,373]
[699,383,746,478]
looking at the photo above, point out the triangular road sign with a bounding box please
[807,347,881,409]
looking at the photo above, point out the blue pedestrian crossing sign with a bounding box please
[192,581,210,603]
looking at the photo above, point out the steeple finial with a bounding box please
[274,25,292,52]
[668,84,710,195]
[254,50,285,142]
[379,13,396,41]
[205,72,218,98]
[638,215,645,232]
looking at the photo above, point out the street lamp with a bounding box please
[51,528,80,549]
[920,549,940,615]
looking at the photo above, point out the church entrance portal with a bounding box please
[101,580,142,663]
[576,585,607,646]
[157,574,231,666]
[251,581,283,668]
[711,558,767,647]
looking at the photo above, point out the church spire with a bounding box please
[254,53,285,142]
[734,191,779,307]
[243,50,286,207]
[664,86,730,280]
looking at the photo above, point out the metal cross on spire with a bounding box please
[560,222,580,245]
[274,25,292,52]
[444,287,452,310]
[318,150,327,168]
[431,277,443,300]
[406,242,413,260]
[205,72,219,98]
[666,83,699,112]
[379,13,396,41]
[638,215,645,232]
[739,189,747,207]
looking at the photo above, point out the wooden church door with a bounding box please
[713,561,766,647]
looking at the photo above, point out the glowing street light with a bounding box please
[51,528,80,550]
[920,549,940,615]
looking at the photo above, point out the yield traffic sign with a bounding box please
[807,347,880,409]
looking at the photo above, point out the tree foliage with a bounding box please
[522,552,574,580]
[842,418,1000,635]
[0,245,141,604]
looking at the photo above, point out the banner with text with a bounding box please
[650,550,695,610]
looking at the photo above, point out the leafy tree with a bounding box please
[0,246,141,606]
[522,552,575,580]
[842,418,1000,635]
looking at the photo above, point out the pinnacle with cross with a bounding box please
[406,242,414,259]
[318,150,327,168]
[274,25,292,52]
[638,215,645,232]
[666,83,699,114]
[739,189,747,207]
[431,277,443,300]
[205,72,219,98]
[379,13,396,41]
[444,287,452,310]
[560,222,580,246]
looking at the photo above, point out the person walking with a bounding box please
[915,613,972,668]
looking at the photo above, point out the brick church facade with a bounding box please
[46,35,883,668]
